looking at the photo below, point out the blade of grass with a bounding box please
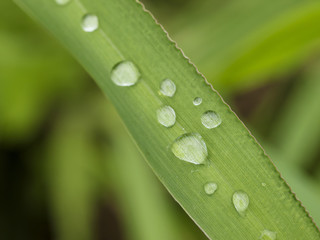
[46,111,98,240]
[217,2,320,92]
[275,160,320,226]
[167,0,320,94]
[0,1,84,142]
[270,62,320,168]
[14,0,320,239]
[103,103,196,240]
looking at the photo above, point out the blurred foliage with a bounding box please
[1,0,320,239]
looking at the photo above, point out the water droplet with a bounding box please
[204,182,217,195]
[157,106,176,127]
[193,97,202,106]
[81,14,99,32]
[260,230,276,240]
[160,79,176,97]
[55,0,71,5]
[201,111,222,129]
[261,182,267,187]
[111,61,141,86]
[233,191,249,215]
[171,133,208,165]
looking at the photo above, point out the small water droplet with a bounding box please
[193,97,202,106]
[204,182,217,195]
[160,79,176,97]
[171,133,208,165]
[260,230,276,240]
[157,106,176,127]
[81,14,99,32]
[55,0,71,5]
[233,191,249,215]
[201,111,222,129]
[111,61,141,86]
[261,182,267,187]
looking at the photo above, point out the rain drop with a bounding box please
[111,61,141,86]
[261,182,267,187]
[55,0,71,5]
[193,97,202,106]
[160,79,176,97]
[201,111,221,129]
[171,133,208,165]
[157,106,176,128]
[204,182,218,195]
[260,230,276,240]
[81,14,99,32]
[232,191,249,215]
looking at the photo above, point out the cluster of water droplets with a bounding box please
[53,4,274,237]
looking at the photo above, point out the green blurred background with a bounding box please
[1,0,320,239]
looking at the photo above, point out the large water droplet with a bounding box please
[171,133,208,165]
[160,79,176,97]
[55,0,71,5]
[233,191,249,215]
[201,111,222,129]
[81,14,99,32]
[111,61,141,86]
[204,182,217,195]
[157,106,176,128]
[260,230,277,240]
[193,97,202,106]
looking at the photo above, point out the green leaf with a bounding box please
[46,111,98,240]
[167,0,320,94]
[14,0,320,239]
[271,62,320,167]
[217,2,320,92]
[103,102,204,240]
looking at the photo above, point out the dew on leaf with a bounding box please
[233,191,249,216]
[160,79,176,97]
[193,97,202,106]
[81,14,99,32]
[260,229,277,240]
[171,133,208,165]
[111,61,141,86]
[157,106,176,128]
[204,182,218,195]
[55,0,71,5]
[201,111,222,129]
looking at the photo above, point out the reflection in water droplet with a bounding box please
[233,191,249,215]
[55,0,71,5]
[160,79,176,97]
[111,61,141,86]
[260,230,276,240]
[201,111,222,129]
[193,97,202,106]
[157,106,176,128]
[171,133,208,165]
[204,182,217,195]
[81,14,99,32]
